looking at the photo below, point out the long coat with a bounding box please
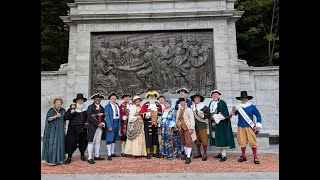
[104,102,121,142]
[208,99,235,148]
[42,107,66,164]
[86,103,106,142]
[176,107,197,142]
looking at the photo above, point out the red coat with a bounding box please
[120,102,131,135]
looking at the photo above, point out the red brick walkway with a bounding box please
[41,153,278,174]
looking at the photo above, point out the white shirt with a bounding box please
[111,103,120,119]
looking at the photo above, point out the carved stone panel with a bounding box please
[90,30,215,97]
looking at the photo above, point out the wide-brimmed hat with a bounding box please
[236,91,253,100]
[89,93,104,100]
[122,93,131,99]
[176,87,190,94]
[157,95,165,100]
[108,92,119,99]
[190,93,205,102]
[73,93,87,103]
[210,89,221,96]
[177,97,187,104]
[145,91,159,98]
[132,95,142,103]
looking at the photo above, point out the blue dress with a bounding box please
[159,108,181,158]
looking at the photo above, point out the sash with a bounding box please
[236,105,258,134]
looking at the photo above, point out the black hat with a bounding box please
[89,93,104,100]
[177,97,187,104]
[122,93,131,99]
[210,90,221,96]
[176,87,190,94]
[157,95,165,100]
[190,93,205,102]
[73,93,87,103]
[108,92,119,99]
[236,91,253,100]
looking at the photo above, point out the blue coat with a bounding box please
[174,98,193,110]
[104,102,121,142]
[235,104,262,127]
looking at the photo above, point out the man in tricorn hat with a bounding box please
[119,93,132,157]
[139,91,162,159]
[190,93,210,161]
[230,91,262,164]
[104,92,121,160]
[63,93,88,164]
[208,90,235,162]
[86,93,106,164]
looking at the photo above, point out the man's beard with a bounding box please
[149,98,155,104]
[76,103,84,109]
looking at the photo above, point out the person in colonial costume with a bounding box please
[42,98,66,166]
[176,98,196,164]
[124,96,147,157]
[174,87,193,110]
[208,90,235,162]
[159,98,181,159]
[139,91,163,159]
[174,87,193,156]
[190,93,210,161]
[158,95,165,110]
[230,91,262,164]
[119,93,132,157]
[63,93,88,164]
[86,93,106,164]
[104,92,121,160]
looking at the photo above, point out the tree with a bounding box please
[41,0,73,71]
[235,0,279,66]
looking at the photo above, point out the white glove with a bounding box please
[119,131,122,136]
[122,115,127,120]
[97,113,103,116]
[146,112,151,118]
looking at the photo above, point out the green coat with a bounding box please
[208,99,235,149]
[42,107,66,164]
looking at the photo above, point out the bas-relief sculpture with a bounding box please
[90,30,215,97]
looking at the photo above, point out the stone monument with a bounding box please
[41,0,279,151]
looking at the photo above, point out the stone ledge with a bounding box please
[41,71,67,76]
[239,66,279,71]
[61,10,244,23]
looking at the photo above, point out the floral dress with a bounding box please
[159,108,181,158]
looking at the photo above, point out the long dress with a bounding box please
[159,108,181,158]
[42,107,66,164]
[124,105,147,156]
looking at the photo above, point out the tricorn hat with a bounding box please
[145,91,159,98]
[176,87,190,94]
[236,91,253,100]
[210,89,222,96]
[190,93,205,102]
[89,93,104,100]
[73,93,87,103]
[108,92,119,99]
[122,93,131,99]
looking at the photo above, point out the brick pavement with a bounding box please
[41,153,278,174]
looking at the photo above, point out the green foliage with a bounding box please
[41,0,73,71]
[235,0,279,66]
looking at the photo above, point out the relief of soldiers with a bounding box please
[159,38,174,93]
[129,42,144,68]
[172,36,192,91]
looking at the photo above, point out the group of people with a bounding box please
[42,88,262,166]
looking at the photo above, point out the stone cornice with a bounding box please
[73,0,223,4]
[61,10,244,24]
[41,71,68,76]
